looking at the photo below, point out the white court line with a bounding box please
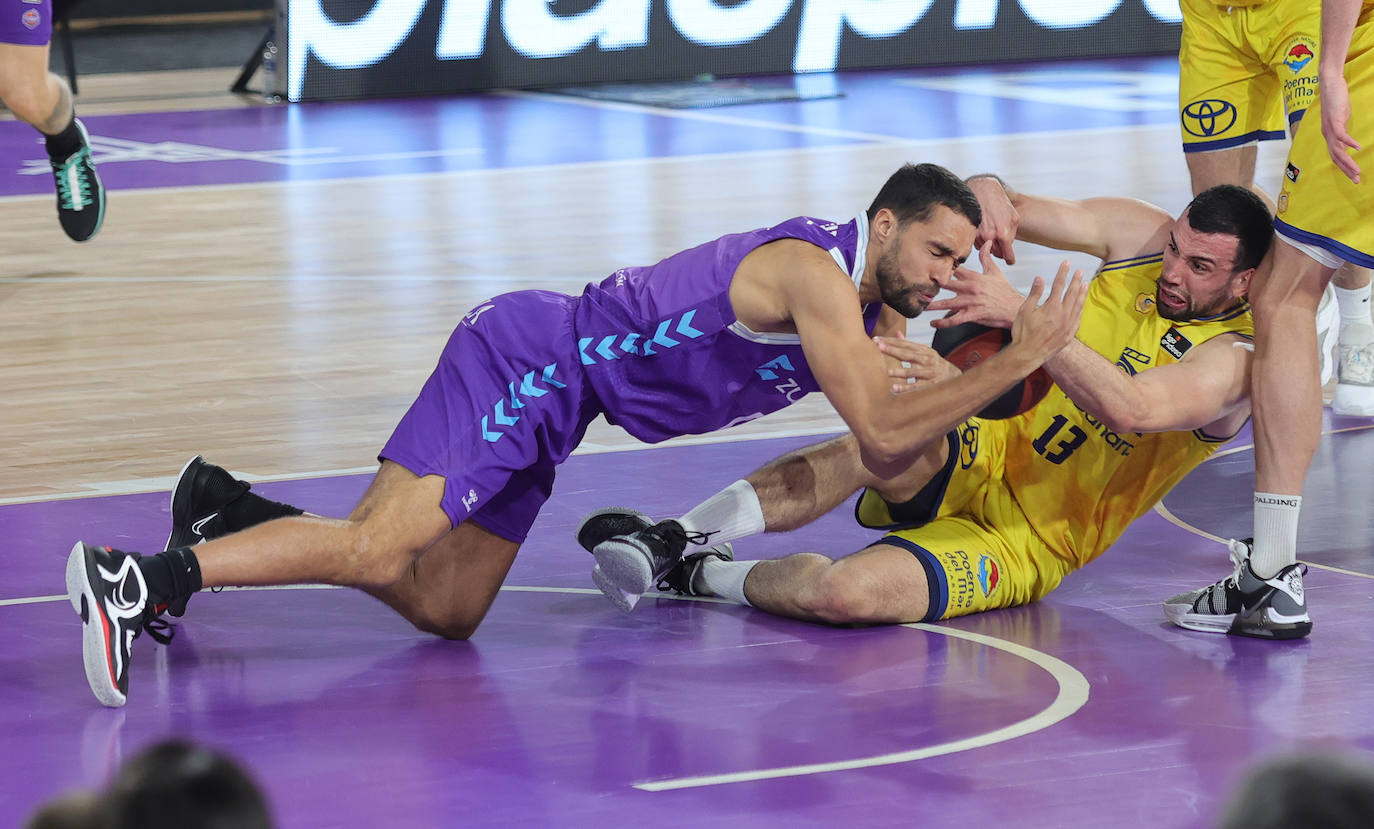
[635,622,1091,791]
[5,584,1088,791]
[498,88,926,143]
[0,583,718,609]
[0,121,1179,205]
[0,426,845,506]
[1152,422,1374,580]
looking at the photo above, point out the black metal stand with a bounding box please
[232,27,275,95]
[52,0,81,95]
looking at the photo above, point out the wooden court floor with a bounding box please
[4,59,1373,828]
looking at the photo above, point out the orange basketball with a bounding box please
[931,322,1053,419]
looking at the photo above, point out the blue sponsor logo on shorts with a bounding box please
[1181,99,1238,138]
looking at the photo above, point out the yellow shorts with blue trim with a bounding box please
[1178,0,1319,152]
[1275,7,1374,268]
[854,420,1075,622]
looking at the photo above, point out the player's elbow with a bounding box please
[1094,406,1140,435]
[853,430,913,479]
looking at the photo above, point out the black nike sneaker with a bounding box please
[166,456,252,549]
[66,542,172,707]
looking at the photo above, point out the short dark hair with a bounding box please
[1186,184,1273,271]
[110,740,273,829]
[867,163,982,230]
[1220,751,1374,829]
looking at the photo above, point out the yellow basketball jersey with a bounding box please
[1275,2,1374,267]
[997,255,1253,568]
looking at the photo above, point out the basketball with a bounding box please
[931,322,1054,419]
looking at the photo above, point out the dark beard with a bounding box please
[877,255,930,319]
[1155,281,1240,322]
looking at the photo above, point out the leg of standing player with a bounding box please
[0,1,105,241]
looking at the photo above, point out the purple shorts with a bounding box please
[1,0,50,47]
[380,291,600,543]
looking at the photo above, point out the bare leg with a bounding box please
[740,544,931,625]
[195,461,451,593]
[0,43,72,133]
[1249,242,1337,574]
[747,433,950,532]
[1333,262,1371,293]
[367,521,519,639]
[1185,145,1270,206]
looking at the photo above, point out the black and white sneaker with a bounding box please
[575,507,653,554]
[1163,539,1312,640]
[579,507,656,612]
[50,119,105,243]
[66,542,169,707]
[166,456,251,550]
[657,544,734,596]
[591,520,717,612]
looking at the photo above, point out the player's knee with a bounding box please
[0,86,47,125]
[802,567,881,625]
[408,609,479,641]
[344,524,425,590]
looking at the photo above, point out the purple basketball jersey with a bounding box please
[382,214,881,540]
[1,0,50,46]
[574,214,882,443]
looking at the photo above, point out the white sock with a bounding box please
[695,557,757,606]
[677,479,766,545]
[1335,283,1371,326]
[1251,492,1301,579]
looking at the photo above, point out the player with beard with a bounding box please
[575,181,1276,632]
[67,162,1087,707]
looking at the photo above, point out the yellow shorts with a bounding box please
[1178,0,1319,152]
[1275,7,1374,268]
[854,420,1075,622]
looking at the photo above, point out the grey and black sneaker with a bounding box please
[657,543,734,596]
[166,456,251,550]
[591,519,717,612]
[575,507,653,554]
[50,119,105,242]
[66,542,172,707]
[1163,538,1312,640]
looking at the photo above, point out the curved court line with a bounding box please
[634,622,1091,791]
[1152,422,1374,580]
[6,584,1089,792]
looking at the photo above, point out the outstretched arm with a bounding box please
[1041,331,1253,435]
[891,247,1254,435]
[965,174,1173,264]
[784,246,1086,478]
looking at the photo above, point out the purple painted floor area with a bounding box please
[6,432,1374,828]
[0,57,1179,196]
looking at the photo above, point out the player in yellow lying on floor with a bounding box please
[579,180,1277,632]
[852,248,1253,618]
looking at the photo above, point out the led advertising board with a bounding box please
[277,0,1181,102]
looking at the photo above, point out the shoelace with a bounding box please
[655,548,725,594]
[1222,538,1250,585]
[642,522,717,555]
[142,615,176,645]
[52,150,94,210]
[1191,540,1251,612]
